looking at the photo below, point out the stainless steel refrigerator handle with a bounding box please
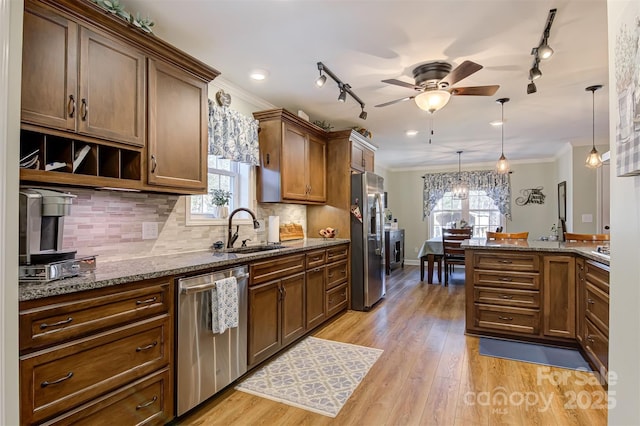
[374,193,384,256]
[180,272,248,295]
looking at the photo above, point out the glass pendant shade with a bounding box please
[414,90,451,114]
[496,153,510,174]
[453,150,468,200]
[585,147,603,168]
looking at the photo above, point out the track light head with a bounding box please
[338,86,347,102]
[527,81,537,94]
[359,109,367,120]
[529,65,542,80]
[316,74,327,87]
[538,40,554,60]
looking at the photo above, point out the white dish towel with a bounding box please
[210,276,239,334]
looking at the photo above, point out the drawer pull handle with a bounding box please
[136,341,158,352]
[80,98,88,120]
[499,277,513,282]
[41,371,73,387]
[587,335,595,343]
[67,95,75,117]
[136,297,158,305]
[312,257,321,261]
[40,317,73,329]
[498,316,513,321]
[498,260,513,264]
[501,295,513,299]
[136,395,158,410]
[328,273,334,278]
[587,298,595,305]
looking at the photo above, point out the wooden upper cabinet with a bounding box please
[21,7,78,131]
[78,27,145,147]
[254,109,327,204]
[147,59,207,191]
[350,139,375,172]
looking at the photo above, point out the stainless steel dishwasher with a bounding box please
[177,265,248,416]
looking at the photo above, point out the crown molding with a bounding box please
[210,77,276,111]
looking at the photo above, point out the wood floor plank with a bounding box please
[177,266,607,426]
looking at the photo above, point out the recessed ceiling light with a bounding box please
[406,130,419,136]
[250,69,269,81]
[490,120,504,126]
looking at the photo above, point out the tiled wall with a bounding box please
[61,188,306,262]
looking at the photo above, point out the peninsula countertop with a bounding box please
[461,238,610,266]
[19,238,350,302]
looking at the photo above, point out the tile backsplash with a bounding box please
[61,188,306,262]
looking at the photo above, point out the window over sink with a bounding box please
[186,155,255,225]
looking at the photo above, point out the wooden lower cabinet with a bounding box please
[542,255,576,339]
[306,266,327,330]
[19,278,174,425]
[281,273,306,346]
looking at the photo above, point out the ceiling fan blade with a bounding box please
[440,60,483,87]
[381,79,422,90]
[449,85,500,96]
[374,96,415,107]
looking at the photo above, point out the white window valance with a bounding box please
[422,170,512,220]
[208,100,260,166]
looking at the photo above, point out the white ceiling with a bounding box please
[126,0,610,170]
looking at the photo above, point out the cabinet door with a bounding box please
[306,134,327,202]
[542,255,576,339]
[21,7,77,131]
[350,141,365,172]
[147,59,208,191]
[248,280,281,366]
[575,257,585,344]
[79,27,145,147]
[306,267,326,330]
[363,147,375,172]
[281,273,306,346]
[281,123,308,201]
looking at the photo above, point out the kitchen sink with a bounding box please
[222,245,285,254]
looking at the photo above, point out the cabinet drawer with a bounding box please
[585,260,609,293]
[326,244,349,263]
[326,283,348,317]
[306,250,326,269]
[20,278,171,353]
[474,287,540,308]
[584,318,608,373]
[326,260,348,290]
[20,316,170,425]
[475,304,539,335]
[250,254,305,285]
[473,252,539,272]
[585,282,609,336]
[473,270,540,290]
[43,368,172,426]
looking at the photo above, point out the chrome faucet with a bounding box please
[227,208,261,248]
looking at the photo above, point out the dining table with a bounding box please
[418,237,444,284]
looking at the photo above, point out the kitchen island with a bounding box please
[463,238,610,382]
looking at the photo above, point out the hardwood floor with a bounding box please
[178,266,607,425]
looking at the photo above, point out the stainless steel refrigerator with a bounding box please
[351,172,385,311]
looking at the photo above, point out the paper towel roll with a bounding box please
[268,216,280,243]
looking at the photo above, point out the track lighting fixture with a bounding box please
[495,98,510,174]
[315,62,367,120]
[527,9,556,91]
[585,85,603,169]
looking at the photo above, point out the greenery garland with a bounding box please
[91,0,155,33]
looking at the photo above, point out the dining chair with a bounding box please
[442,228,473,286]
[495,226,503,232]
[564,232,610,242]
[486,231,529,240]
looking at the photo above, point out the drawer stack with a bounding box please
[468,251,541,336]
[325,244,349,317]
[19,278,174,425]
[580,259,610,379]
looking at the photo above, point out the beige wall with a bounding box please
[571,144,609,233]
[607,0,640,423]
[555,143,573,231]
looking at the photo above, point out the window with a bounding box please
[429,190,504,238]
[186,155,255,225]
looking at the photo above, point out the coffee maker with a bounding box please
[19,188,95,282]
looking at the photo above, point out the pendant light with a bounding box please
[585,85,603,169]
[495,98,510,174]
[452,150,468,200]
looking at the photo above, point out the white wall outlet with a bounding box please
[582,214,593,223]
[142,222,158,240]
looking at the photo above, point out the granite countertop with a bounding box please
[462,239,610,266]
[19,238,350,302]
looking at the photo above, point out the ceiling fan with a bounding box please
[375,60,499,113]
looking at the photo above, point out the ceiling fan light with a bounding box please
[496,153,510,174]
[414,90,451,113]
[315,74,327,87]
[585,147,603,169]
[538,42,554,60]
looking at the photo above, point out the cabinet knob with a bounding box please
[587,335,595,344]
[587,298,595,305]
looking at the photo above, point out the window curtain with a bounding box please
[422,170,512,220]
[208,99,260,166]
